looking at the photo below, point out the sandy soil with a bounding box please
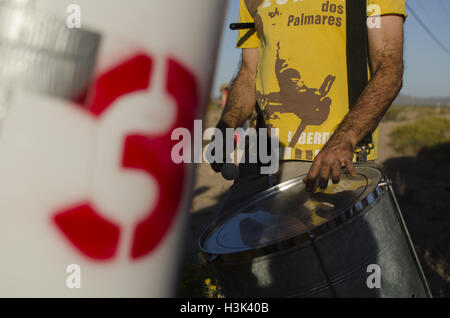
[182,105,450,297]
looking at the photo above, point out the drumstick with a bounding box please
[230,23,255,30]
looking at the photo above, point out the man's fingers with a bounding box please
[331,160,341,184]
[344,159,357,177]
[304,161,321,192]
[319,161,331,189]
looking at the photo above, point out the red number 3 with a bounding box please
[53,53,198,261]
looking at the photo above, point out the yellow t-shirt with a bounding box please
[237,0,405,161]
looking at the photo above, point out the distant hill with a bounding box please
[394,94,450,106]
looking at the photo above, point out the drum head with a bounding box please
[200,165,383,255]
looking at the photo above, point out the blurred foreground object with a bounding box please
[0,0,225,297]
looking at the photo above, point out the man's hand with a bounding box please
[303,133,356,192]
[210,120,230,173]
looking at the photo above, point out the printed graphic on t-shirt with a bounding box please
[258,42,336,148]
[244,0,266,44]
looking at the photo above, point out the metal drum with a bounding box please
[199,164,431,298]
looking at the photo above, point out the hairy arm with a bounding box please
[220,48,259,129]
[211,48,259,172]
[334,15,404,148]
[304,15,404,191]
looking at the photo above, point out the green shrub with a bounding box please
[177,257,224,298]
[437,106,450,115]
[383,106,406,121]
[389,117,450,154]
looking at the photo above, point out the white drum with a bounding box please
[0,0,225,297]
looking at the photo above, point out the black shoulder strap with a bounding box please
[346,0,372,146]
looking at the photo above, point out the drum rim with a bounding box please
[198,163,390,261]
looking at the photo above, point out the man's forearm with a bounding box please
[220,68,257,129]
[303,15,404,190]
[332,63,403,147]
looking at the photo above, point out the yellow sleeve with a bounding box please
[236,0,259,49]
[367,0,406,19]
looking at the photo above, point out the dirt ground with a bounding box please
[181,105,450,298]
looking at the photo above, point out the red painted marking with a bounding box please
[53,54,199,261]
[53,54,153,261]
[129,58,198,259]
[89,54,153,116]
[54,204,120,260]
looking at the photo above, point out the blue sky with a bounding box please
[211,0,450,99]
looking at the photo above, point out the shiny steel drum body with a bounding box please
[199,164,431,298]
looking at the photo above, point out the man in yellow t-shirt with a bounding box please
[212,0,405,208]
